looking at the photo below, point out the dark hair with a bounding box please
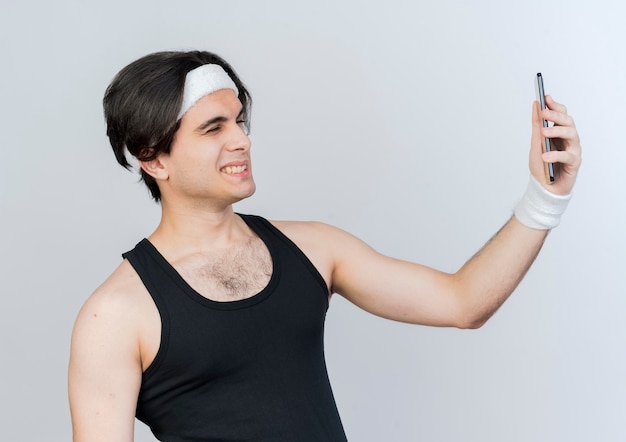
[103,50,252,201]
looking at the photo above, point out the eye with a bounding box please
[237,120,249,134]
[204,125,222,134]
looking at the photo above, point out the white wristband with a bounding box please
[514,175,572,230]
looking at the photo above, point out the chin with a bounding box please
[233,182,257,202]
[243,184,257,199]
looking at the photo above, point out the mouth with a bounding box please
[220,164,248,175]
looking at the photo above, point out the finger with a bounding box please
[542,108,576,127]
[532,100,539,120]
[532,100,543,130]
[545,95,567,114]
[531,101,544,153]
[542,149,582,170]
[541,125,580,144]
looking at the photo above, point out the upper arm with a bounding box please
[327,225,466,327]
[276,216,545,329]
[69,284,143,442]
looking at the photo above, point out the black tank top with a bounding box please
[123,214,347,441]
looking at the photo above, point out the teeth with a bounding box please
[223,165,246,174]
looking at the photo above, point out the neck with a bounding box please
[148,199,249,258]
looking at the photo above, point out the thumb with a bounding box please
[529,100,548,183]
[531,100,542,140]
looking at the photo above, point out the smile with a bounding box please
[221,165,247,174]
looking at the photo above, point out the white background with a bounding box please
[1,1,624,441]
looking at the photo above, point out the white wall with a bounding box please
[1,1,624,440]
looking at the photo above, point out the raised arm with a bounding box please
[324,96,581,328]
[68,267,146,442]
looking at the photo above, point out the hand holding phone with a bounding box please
[536,73,555,183]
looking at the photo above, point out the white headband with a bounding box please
[177,64,239,120]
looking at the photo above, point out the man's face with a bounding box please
[158,89,255,208]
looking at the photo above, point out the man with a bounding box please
[68,50,581,441]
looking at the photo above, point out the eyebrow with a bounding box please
[194,107,245,133]
[195,116,228,133]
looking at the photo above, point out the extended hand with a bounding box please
[530,95,582,195]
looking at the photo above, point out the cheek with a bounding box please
[172,145,219,173]
[176,161,213,184]
[165,137,226,190]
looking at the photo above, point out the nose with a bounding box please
[226,123,251,152]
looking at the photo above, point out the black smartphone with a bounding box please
[536,72,555,183]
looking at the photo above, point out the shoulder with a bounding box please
[270,219,365,256]
[84,259,149,312]
[73,259,154,343]
[270,219,374,254]
[267,220,378,293]
[270,219,351,243]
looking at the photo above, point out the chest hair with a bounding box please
[175,237,272,301]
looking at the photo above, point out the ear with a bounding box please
[139,156,169,181]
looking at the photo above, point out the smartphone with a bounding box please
[536,72,555,183]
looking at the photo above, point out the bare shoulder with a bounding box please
[270,219,352,243]
[72,259,157,354]
[70,258,158,385]
[269,219,361,257]
[271,219,375,254]
[268,220,374,293]
[77,259,151,323]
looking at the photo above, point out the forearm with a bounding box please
[452,216,548,328]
